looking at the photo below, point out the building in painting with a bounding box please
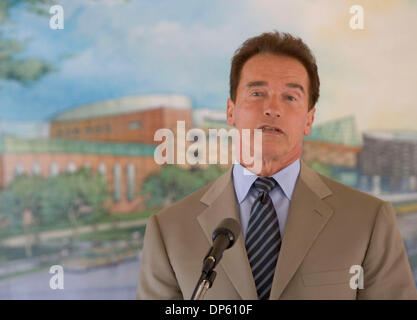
[0,94,193,213]
[50,94,193,143]
[302,116,362,187]
[0,136,159,213]
[357,131,417,193]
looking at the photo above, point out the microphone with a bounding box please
[191,218,241,300]
[202,218,241,274]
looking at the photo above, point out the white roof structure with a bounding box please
[0,120,50,138]
[364,131,417,142]
[51,94,192,122]
[193,108,227,126]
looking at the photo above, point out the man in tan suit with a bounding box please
[137,31,417,300]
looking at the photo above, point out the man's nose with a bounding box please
[263,97,281,118]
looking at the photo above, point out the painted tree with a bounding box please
[0,169,109,256]
[0,174,46,256]
[141,165,228,208]
[0,174,45,228]
[0,0,55,84]
[40,168,109,230]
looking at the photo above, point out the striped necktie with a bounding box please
[245,177,282,300]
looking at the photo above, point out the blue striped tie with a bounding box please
[245,177,281,300]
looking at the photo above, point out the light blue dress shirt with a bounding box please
[232,159,301,240]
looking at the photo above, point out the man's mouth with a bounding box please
[257,125,284,135]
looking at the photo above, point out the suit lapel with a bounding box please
[197,167,258,300]
[269,161,334,299]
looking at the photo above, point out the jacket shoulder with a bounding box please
[318,173,384,205]
[313,172,389,224]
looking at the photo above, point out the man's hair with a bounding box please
[229,31,320,110]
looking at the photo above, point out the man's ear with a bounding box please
[303,107,315,136]
[227,98,236,126]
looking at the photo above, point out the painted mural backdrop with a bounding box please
[0,0,416,299]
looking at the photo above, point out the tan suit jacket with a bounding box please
[137,161,417,299]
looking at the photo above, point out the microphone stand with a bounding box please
[191,269,217,300]
[191,252,219,300]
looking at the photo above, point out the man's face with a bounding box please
[227,53,315,165]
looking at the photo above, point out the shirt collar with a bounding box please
[232,158,300,204]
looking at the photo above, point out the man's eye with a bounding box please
[286,95,296,101]
[251,91,263,97]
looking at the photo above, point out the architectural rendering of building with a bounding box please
[358,131,417,193]
[0,94,193,213]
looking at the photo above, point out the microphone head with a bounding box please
[212,218,241,249]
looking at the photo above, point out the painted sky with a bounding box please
[0,0,416,133]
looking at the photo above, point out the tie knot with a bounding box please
[253,177,277,194]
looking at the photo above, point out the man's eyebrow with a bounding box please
[246,81,268,88]
[286,82,305,94]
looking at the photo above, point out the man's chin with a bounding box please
[261,142,284,154]
[258,148,284,161]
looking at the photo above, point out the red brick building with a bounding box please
[0,94,193,213]
[50,95,193,143]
